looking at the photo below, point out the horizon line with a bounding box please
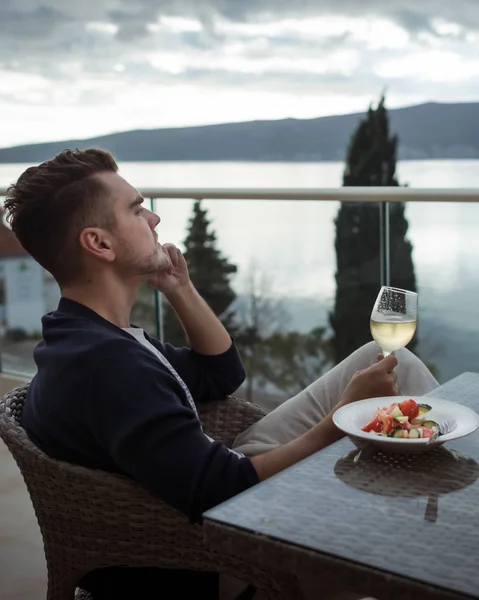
[2,98,479,152]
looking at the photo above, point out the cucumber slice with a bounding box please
[417,404,432,415]
[409,428,420,439]
[395,416,409,423]
[421,419,439,429]
[392,428,404,438]
[410,418,422,425]
[390,405,403,418]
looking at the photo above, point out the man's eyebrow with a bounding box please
[129,195,144,208]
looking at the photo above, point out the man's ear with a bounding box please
[79,228,115,263]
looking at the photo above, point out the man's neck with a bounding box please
[61,276,140,329]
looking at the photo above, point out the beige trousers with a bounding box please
[233,342,439,456]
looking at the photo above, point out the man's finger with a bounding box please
[375,352,398,372]
[160,246,173,268]
[176,248,186,265]
[163,242,177,254]
[165,244,179,267]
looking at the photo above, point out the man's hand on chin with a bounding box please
[146,243,231,354]
[147,244,192,298]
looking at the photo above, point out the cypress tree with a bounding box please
[330,96,417,362]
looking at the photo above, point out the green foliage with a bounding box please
[343,96,399,187]
[234,265,331,400]
[164,200,238,346]
[234,266,289,401]
[261,328,332,396]
[330,96,417,363]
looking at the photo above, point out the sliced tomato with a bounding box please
[362,411,394,434]
[362,414,383,433]
[399,399,419,420]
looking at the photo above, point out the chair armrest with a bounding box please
[198,397,267,448]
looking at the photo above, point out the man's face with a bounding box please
[95,172,170,278]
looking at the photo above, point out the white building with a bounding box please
[0,217,60,335]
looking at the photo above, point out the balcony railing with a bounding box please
[139,187,479,201]
[1,186,478,384]
[140,187,479,336]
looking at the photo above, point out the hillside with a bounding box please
[1,101,479,163]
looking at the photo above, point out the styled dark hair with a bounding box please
[5,148,118,286]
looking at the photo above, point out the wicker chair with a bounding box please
[0,384,302,600]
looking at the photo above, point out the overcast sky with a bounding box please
[1,0,479,147]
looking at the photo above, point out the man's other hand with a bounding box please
[337,353,398,409]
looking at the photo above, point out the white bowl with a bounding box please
[332,395,479,454]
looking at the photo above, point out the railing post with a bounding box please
[379,201,391,287]
[155,291,164,342]
[150,198,165,342]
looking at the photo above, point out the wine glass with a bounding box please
[370,286,418,356]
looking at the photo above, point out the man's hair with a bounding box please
[5,148,118,286]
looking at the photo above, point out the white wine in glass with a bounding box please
[370,286,418,356]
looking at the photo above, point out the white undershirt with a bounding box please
[122,327,244,457]
[123,327,199,417]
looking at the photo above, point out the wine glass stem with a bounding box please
[383,350,391,357]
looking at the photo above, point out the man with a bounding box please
[5,149,437,598]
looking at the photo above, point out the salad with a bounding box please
[362,398,441,439]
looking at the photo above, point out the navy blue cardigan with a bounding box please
[22,298,259,522]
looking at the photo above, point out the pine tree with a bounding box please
[163,200,238,346]
[330,96,417,363]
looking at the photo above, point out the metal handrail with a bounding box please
[1,187,479,202]
[139,187,479,202]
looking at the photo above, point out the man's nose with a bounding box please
[148,211,161,229]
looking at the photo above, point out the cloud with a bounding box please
[0,2,475,59]
[152,0,479,33]
[0,0,479,147]
[392,9,436,35]
[0,5,69,37]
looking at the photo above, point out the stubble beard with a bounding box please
[119,240,169,278]
[139,247,169,276]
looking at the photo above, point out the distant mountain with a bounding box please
[1,101,479,163]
